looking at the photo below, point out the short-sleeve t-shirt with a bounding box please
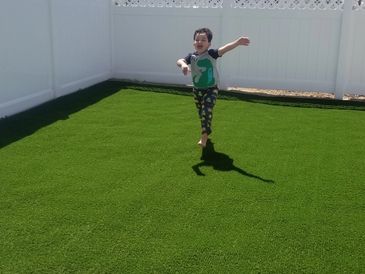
[184,49,220,89]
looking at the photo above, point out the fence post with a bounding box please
[47,0,57,99]
[109,0,115,78]
[219,0,233,90]
[335,0,354,99]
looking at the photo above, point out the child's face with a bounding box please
[194,32,210,54]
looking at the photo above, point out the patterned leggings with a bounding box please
[193,86,218,135]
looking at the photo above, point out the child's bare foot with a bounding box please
[197,134,208,148]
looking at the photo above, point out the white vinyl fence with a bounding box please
[0,0,112,118]
[1,0,365,118]
[113,0,365,98]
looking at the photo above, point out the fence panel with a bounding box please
[0,0,112,118]
[51,0,112,97]
[0,0,53,118]
[112,7,223,85]
[220,9,342,93]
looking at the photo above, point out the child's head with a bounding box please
[193,28,212,54]
[193,28,213,43]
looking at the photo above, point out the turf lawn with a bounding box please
[0,81,364,273]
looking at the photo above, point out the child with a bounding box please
[177,27,250,148]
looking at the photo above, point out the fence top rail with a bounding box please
[114,0,365,10]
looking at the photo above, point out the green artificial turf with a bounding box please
[0,81,364,273]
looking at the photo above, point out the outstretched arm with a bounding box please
[177,58,190,75]
[218,36,250,57]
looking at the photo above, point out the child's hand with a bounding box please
[177,59,190,75]
[237,36,250,46]
[181,64,190,75]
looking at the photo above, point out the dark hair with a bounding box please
[194,28,213,42]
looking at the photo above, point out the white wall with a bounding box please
[0,0,54,118]
[112,2,365,97]
[0,0,111,118]
[52,0,111,97]
[1,1,365,118]
[112,8,223,86]
[113,8,220,84]
[221,9,342,92]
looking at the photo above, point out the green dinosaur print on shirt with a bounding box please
[193,58,215,88]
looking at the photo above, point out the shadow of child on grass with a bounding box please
[192,139,274,183]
